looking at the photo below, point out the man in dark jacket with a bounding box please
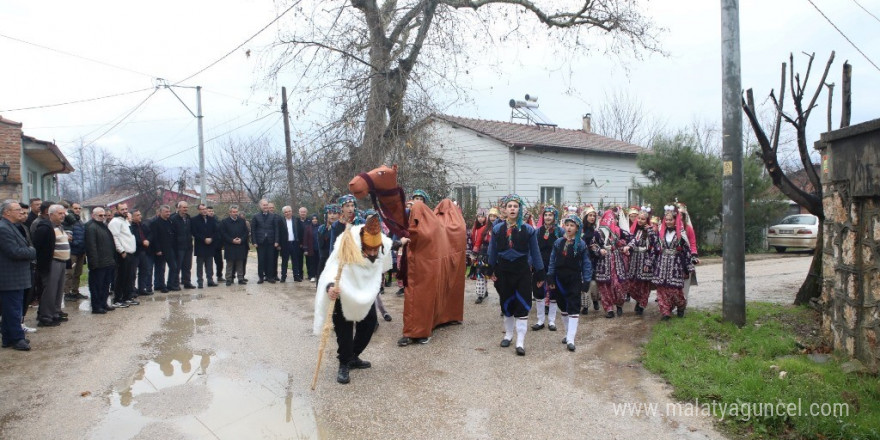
[251,199,279,284]
[85,207,116,314]
[15,202,38,333]
[63,202,87,301]
[219,204,250,286]
[170,201,195,289]
[279,206,305,282]
[207,206,224,282]
[0,200,37,351]
[32,204,71,326]
[24,197,41,229]
[191,203,218,288]
[130,208,153,295]
[149,205,178,292]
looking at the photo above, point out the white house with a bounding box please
[422,114,650,211]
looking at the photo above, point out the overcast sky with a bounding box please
[1,0,878,171]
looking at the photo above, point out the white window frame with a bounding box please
[453,186,477,211]
[26,170,36,201]
[628,188,642,207]
[540,186,563,204]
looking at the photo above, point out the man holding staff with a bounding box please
[313,212,392,385]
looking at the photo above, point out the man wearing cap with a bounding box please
[313,212,392,384]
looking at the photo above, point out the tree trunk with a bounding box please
[794,222,823,305]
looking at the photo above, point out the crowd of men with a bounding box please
[0,197,319,352]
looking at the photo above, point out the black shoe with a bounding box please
[561,337,568,344]
[383,313,392,322]
[217,278,226,283]
[37,319,60,327]
[337,364,350,384]
[677,308,686,318]
[396,288,404,296]
[581,306,589,315]
[605,311,615,318]
[516,347,525,356]
[280,277,286,283]
[397,337,410,347]
[161,289,170,293]
[105,305,116,311]
[348,357,372,369]
[197,284,204,289]
[500,339,511,348]
[238,280,247,285]
[140,290,154,296]
[226,281,233,286]
[8,339,30,351]
[634,304,644,316]
[616,306,623,317]
[184,284,197,290]
[475,296,484,304]
[91,309,107,314]
[294,278,303,282]
[548,324,557,331]
[126,300,140,306]
[2,338,30,348]
[661,315,671,321]
[267,279,276,284]
[241,278,249,282]
[593,300,599,311]
[58,311,69,318]
[531,323,545,331]
[257,279,265,284]
[567,343,576,352]
[169,287,181,292]
[207,282,218,287]
[53,316,68,322]
[64,294,79,301]
[625,295,631,302]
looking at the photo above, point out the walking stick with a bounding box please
[311,225,362,390]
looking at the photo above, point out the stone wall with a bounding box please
[817,118,880,373]
[0,117,23,201]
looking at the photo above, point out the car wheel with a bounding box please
[774,246,787,253]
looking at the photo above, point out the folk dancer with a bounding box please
[547,215,592,351]
[595,207,629,318]
[471,208,498,304]
[675,201,700,298]
[316,204,341,280]
[531,205,562,331]
[487,194,545,356]
[314,212,392,384]
[623,208,657,316]
[653,206,695,320]
[580,204,602,314]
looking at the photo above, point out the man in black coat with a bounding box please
[208,206,224,282]
[0,200,37,351]
[149,205,179,292]
[219,205,250,286]
[85,207,116,314]
[191,203,218,288]
[170,201,195,289]
[279,206,306,282]
[251,199,279,284]
[130,208,153,295]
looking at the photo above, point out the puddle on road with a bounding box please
[77,292,206,311]
[91,304,322,439]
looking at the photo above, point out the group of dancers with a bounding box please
[469,196,700,355]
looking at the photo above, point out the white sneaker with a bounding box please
[22,324,38,333]
[309,277,316,282]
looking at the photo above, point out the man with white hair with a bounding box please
[32,204,71,327]
[108,203,138,307]
[85,207,117,314]
[0,200,37,350]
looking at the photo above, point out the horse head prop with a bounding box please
[349,164,409,239]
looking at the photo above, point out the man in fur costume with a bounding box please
[314,213,392,384]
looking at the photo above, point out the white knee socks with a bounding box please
[548,301,558,325]
[503,316,515,341]
[515,318,528,348]
[535,299,546,325]
[567,315,579,345]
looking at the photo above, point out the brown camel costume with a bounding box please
[349,165,466,340]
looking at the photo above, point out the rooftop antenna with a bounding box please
[509,94,557,129]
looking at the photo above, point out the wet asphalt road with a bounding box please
[0,254,811,439]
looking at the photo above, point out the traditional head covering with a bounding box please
[324,203,341,214]
[561,214,584,257]
[487,207,499,218]
[562,214,582,235]
[582,204,597,215]
[659,203,683,242]
[500,194,526,228]
[412,189,430,204]
[628,206,640,216]
[360,212,383,250]
[599,206,622,238]
[537,205,558,229]
[338,194,357,207]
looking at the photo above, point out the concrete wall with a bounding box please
[817,118,880,372]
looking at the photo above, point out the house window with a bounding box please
[26,170,36,201]
[453,186,477,212]
[628,188,642,207]
[540,186,563,204]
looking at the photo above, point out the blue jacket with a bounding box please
[0,218,36,290]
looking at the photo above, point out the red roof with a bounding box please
[432,114,646,155]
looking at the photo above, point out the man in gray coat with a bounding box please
[0,200,37,351]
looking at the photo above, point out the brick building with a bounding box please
[0,116,74,202]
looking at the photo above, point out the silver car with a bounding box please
[767,214,819,253]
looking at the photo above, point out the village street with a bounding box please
[0,254,812,440]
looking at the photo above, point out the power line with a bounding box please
[806,0,880,73]
[80,88,159,149]
[173,1,301,85]
[0,87,154,112]
[0,32,158,78]
[851,0,880,24]
[155,111,280,162]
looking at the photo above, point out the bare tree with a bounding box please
[593,88,666,147]
[111,158,170,213]
[741,51,849,305]
[59,142,120,202]
[206,136,286,205]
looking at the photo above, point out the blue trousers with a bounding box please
[0,289,25,345]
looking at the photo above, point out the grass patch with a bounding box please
[644,303,880,439]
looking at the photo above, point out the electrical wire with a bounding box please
[173,1,301,85]
[80,88,159,149]
[155,111,281,163]
[0,87,155,112]
[0,32,158,78]
[851,0,880,24]
[806,0,880,73]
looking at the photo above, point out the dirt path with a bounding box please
[0,253,810,439]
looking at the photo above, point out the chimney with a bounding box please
[582,113,592,133]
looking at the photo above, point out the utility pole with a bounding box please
[158,79,206,204]
[282,87,295,207]
[721,0,746,326]
[78,142,85,202]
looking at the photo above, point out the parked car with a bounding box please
[767,214,819,253]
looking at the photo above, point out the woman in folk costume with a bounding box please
[316,204,341,280]
[531,205,562,331]
[580,204,602,314]
[674,201,701,298]
[471,208,498,304]
[623,208,657,316]
[411,189,431,206]
[488,194,545,356]
[314,212,393,384]
[468,211,488,280]
[653,206,695,320]
[595,206,630,318]
[547,215,593,351]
